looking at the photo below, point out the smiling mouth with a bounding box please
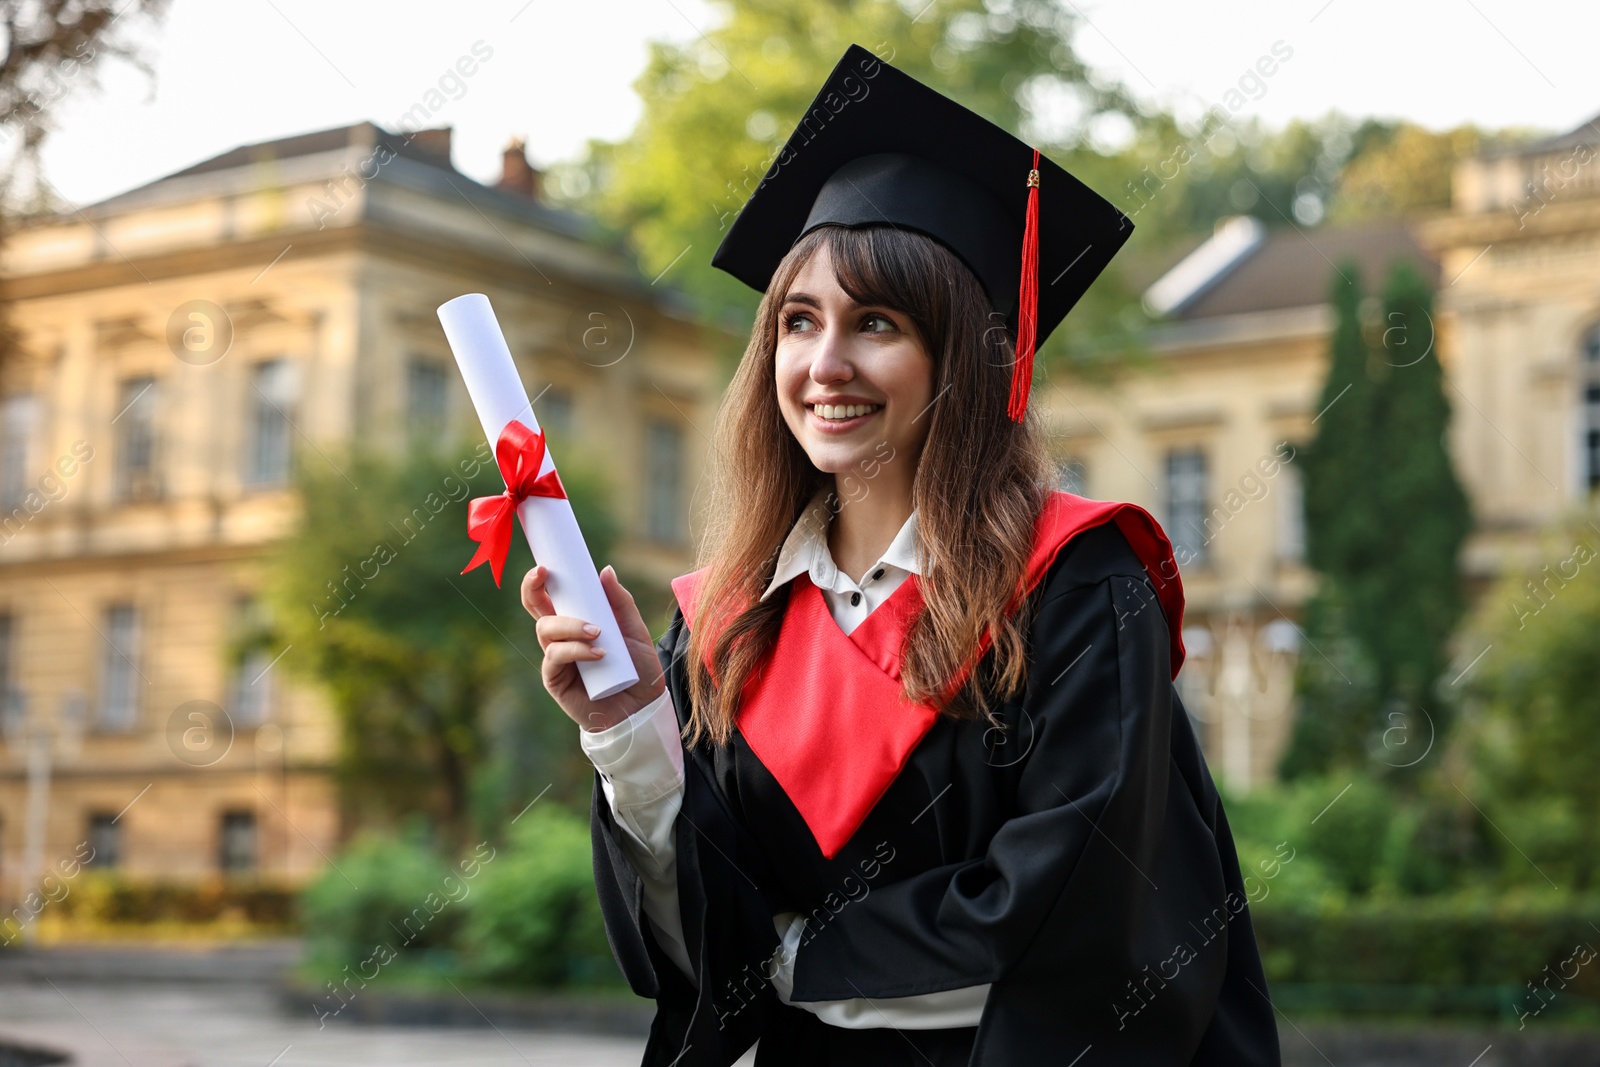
[806,402,883,423]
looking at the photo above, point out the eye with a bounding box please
[861,313,898,333]
[783,312,817,333]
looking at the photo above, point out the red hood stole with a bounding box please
[667,491,1185,859]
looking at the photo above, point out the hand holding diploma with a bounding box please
[437,293,643,706]
[521,562,666,732]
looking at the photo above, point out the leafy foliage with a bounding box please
[543,1,1545,392]
[301,827,466,969]
[459,805,619,987]
[300,808,620,990]
[0,0,170,171]
[1286,258,1471,778]
[0,0,171,373]
[547,0,1149,372]
[1463,507,1600,891]
[249,433,618,841]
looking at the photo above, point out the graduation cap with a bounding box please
[712,43,1134,422]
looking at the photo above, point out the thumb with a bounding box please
[600,565,649,642]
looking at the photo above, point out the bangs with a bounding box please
[778,225,987,352]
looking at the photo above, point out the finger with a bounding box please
[542,639,606,668]
[599,565,653,645]
[520,565,556,619]
[536,615,601,649]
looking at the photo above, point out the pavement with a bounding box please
[0,981,657,1067]
[0,942,680,1067]
[8,945,1600,1066]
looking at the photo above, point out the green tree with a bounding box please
[1325,118,1547,225]
[1464,509,1600,890]
[1366,261,1473,705]
[1276,585,1380,778]
[549,0,1146,368]
[246,434,618,843]
[1285,258,1472,778]
[1104,112,1363,242]
[0,0,171,374]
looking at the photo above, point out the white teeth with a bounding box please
[814,403,881,421]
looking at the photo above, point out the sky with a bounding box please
[28,0,1600,210]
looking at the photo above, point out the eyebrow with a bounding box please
[781,291,867,310]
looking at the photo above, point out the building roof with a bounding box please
[159,121,454,180]
[1483,110,1600,159]
[21,120,702,316]
[1143,215,1439,321]
[79,120,595,243]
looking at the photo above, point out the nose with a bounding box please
[809,322,854,385]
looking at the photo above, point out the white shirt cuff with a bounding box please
[579,687,694,984]
[578,687,683,810]
[768,911,991,1029]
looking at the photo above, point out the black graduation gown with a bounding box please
[590,520,1283,1067]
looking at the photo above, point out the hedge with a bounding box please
[1253,890,1600,1020]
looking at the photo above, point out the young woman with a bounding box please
[520,45,1282,1067]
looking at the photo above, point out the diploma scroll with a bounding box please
[437,293,640,702]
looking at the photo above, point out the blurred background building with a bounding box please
[0,122,721,894]
[1042,110,1600,791]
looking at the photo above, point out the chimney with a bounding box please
[407,127,453,165]
[496,137,541,199]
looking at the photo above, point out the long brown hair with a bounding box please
[684,224,1055,747]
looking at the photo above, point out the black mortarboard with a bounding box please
[712,43,1133,422]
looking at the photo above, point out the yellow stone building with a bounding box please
[0,123,721,899]
[1046,111,1600,791]
[1043,215,1439,790]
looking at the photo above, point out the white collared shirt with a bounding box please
[578,493,989,1028]
[760,491,921,635]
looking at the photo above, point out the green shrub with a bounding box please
[1297,776,1395,895]
[300,829,467,973]
[460,805,620,987]
[1255,888,1600,993]
[47,872,297,927]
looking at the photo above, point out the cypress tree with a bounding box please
[1282,257,1472,778]
[1365,260,1473,709]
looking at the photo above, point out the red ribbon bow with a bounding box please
[461,419,567,587]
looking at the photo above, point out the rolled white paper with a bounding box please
[437,293,640,702]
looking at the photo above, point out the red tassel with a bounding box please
[1008,148,1041,423]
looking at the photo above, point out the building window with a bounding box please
[1056,456,1089,496]
[245,359,297,486]
[644,418,685,544]
[539,385,574,438]
[96,604,141,731]
[1176,624,1214,741]
[227,595,273,728]
[86,813,121,869]
[0,612,12,700]
[114,377,160,501]
[0,613,15,735]
[1584,325,1600,492]
[219,810,257,873]
[1276,457,1305,562]
[407,358,448,444]
[0,393,37,509]
[1165,448,1210,565]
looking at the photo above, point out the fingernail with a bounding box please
[583,624,600,636]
